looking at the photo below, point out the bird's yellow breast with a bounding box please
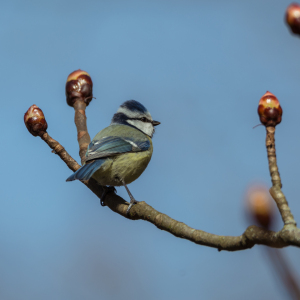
[92,138,153,186]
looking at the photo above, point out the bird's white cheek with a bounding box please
[127,120,154,137]
[143,123,154,137]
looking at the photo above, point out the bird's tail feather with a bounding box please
[66,159,105,182]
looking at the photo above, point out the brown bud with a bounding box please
[24,105,48,136]
[246,185,275,229]
[286,3,300,35]
[257,91,282,127]
[66,69,93,107]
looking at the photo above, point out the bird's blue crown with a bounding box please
[120,100,148,114]
[111,100,149,125]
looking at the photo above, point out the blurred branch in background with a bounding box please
[266,248,300,300]
[246,184,300,300]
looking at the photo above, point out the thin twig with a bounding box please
[39,131,81,171]
[265,126,297,226]
[73,100,91,164]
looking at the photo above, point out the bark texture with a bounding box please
[73,100,91,164]
[266,126,296,226]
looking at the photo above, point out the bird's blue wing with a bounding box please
[66,136,150,182]
[85,136,150,162]
[66,159,106,182]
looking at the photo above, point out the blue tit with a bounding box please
[66,100,160,213]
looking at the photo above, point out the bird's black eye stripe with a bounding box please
[130,117,152,123]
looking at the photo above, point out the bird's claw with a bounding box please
[100,186,116,206]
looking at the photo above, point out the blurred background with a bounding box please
[1,0,300,299]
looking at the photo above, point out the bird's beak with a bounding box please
[152,120,161,126]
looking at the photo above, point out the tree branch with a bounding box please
[24,80,300,252]
[35,129,300,251]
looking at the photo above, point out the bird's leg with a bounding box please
[100,186,116,206]
[120,178,139,214]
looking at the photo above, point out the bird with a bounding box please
[66,100,160,213]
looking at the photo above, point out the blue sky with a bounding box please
[1,0,300,299]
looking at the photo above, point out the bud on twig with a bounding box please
[24,105,48,136]
[286,3,300,35]
[246,185,275,229]
[257,91,282,127]
[66,69,93,107]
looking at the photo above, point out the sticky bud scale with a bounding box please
[65,69,93,107]
[24,105,48,136]
[257,91,282,127]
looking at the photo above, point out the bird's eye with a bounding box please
[141,117,147,122]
